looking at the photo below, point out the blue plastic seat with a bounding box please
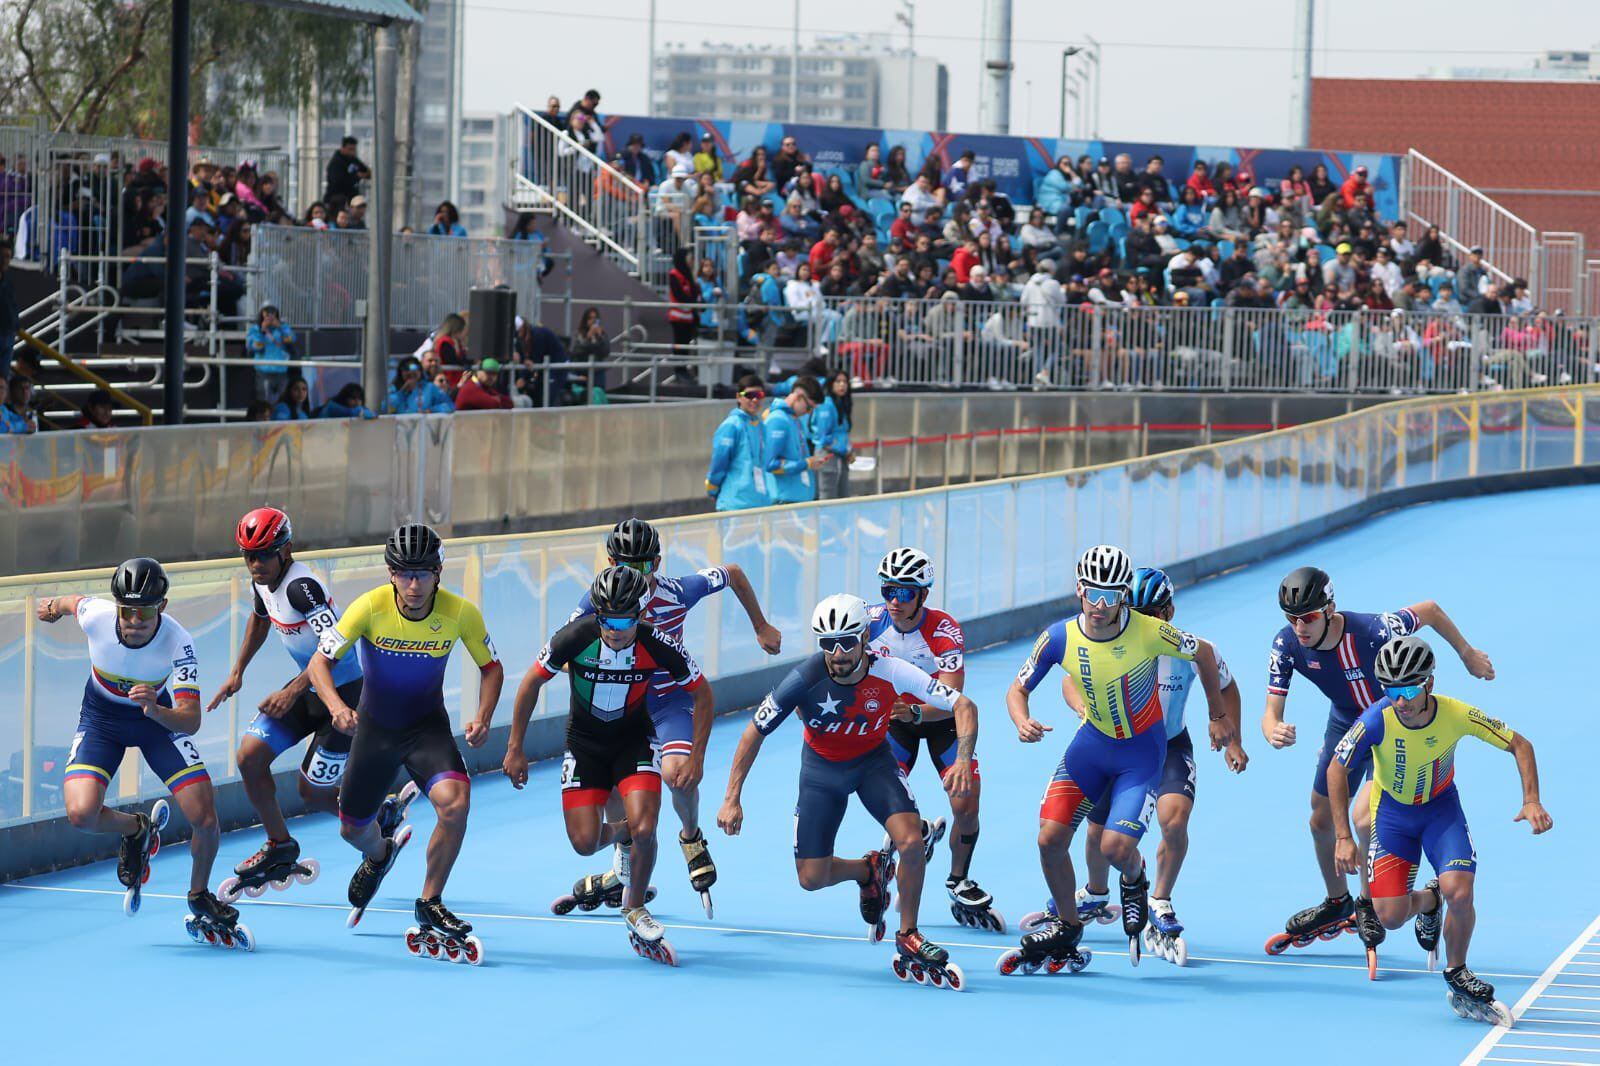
[1086,220,1111,255]
[1099,206,1125,225]
[1073,206,1093,232]
[1218,239,1235,259]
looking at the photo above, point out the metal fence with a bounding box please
[1542,231,1587,316]
[1405,149,1539,292]
[0,384,1593,826]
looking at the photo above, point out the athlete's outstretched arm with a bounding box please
[1407,601,1494,680]
[35,594,85,623]
[1192,638,1233,747]
[1006,680,1051,743]
[207,612,272,712]
[1508,733,1553,834]
[502,667,548,789]
[724,564,782,654]
[716,721,766,835]
[1326,761,1360,876]
[1261,691,1295,748]
[1218,679,1248,772]
[464,661,504,748]
[945,694,978,797]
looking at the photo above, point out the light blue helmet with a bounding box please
[1128,567,1173,613]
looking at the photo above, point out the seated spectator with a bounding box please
[1128,186,1164,227]
[319,382,376,419]
[1340,165,1372,211]
[780,196,821,245]
[886,200,917,245]
[1123,214,1168,272]
[819,172,851,218]
[1469,282,1504,316]
[618,134,656,188]
[1218,239,1253,294]
[1,375,34,432]
[784,163,821,215]
[1363,277,1394,311]
[1088,155,1118,202]
[882,145,913,196]
[944,150,977,201]
[1508,278,1534,315]
[1415,224,1448,271]
[959,264,995,302]
[1209,187,1246,241]
[388,356,455,413]
[654,164,698,242]
[454,358,515,410]
[1371,245,1403,296]
[1457,246,1489,299]
[1110,153,1141,204]
[1138,155,1173,208]
[272,375,313,420]
[692,133,724,183]
[1018,207,1061,262]
[1280,165,1311,214]
[1241,187,1276,236]
[432,312,469,375]
[1036,156,1080,228]
[1324,242,1358,292]
[243,400,272,422]
[1170,186,1210,239]
[969,201,1002,243]
[663,132,695,177]
[184,186,216,231]
[900,173,941,215]
[772,238,804,278]
[1307,162,1336,206]
[1151,217,1181,258]
[76,388,116,429]
[346,195,368,230]
[1186,160,1217,203]
[856,230,886,278]
[428,200,466,237]
[234,163,267,221]
[304,201,329,229]
[857,143,890,199]
[808,227,844,276]
[771,135,808,190]
[950,237,981,283]
[514,315,573,404]
[217,218,252,267]
[732,146,775,199]
[247,304,297,399]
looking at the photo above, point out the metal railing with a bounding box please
[1404,149,1539,291]
[1587,260,1600,321]
[509,105,647,277]
[1542,231,1587,316]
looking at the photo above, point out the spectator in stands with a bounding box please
[881,145,913,197]
[654,164,698,245]
[1469,282,1504,316]
[1340,165,1372,212]
[662,133,694,177]
[1186,160,1217,204]
[570,306,611,369]
[568,88,601,128]
[324,136,370,204]
[900,173,940,215]
[706,374,770,511]
[218,218,252,267]
[388,356,454,413]
[1138,155,1173,208]
[234,164,266,220]
[1109,154,1141,205]
[1019,207,1061,263]
[780,196,820,246]
[247,304,297,399]
[784,162,821,216]
[771,135,807,191]
[1128,186,1163,227]
[667,248,697,363]
[428,201,467,237]
[319,382,376,419]
[819,173,851,219]
[243,400,271,422]
[1371,245,1403,297]
[514,315,571,404]
[855,144,889,200]
[0,376,33,432]
[1170,186,1210,240]
[879,255,917,300]
[691,133,724,185]
[431,312,469,372]
[1363,276,1394,312]
[1088,156,1118,202]
[72,386,115,429]
[960,264,995,303]
[540,96,565,130]
[272,375,313,420]
[346,195,368,231]
[1241,188,1274,236]
[808,227,844,277]
[732,146,775,199]
[185,186,215,231]
[1035,156,1079,230]
[454,358,515,410]
[1280,165,1311,213]
[856,230,885,279]
[970,201,1003,243]
[944,150,977,202]
[1415,224,1447,272]
[564,108,600,156]
[1324,242,1358,293]
[1306,162,1336,207]
[1209,187,1246,242]
[619,134,656,188]
[1124,215,1168,273]
[304,201,329,230]
[950,237,980,284]
[0,239,15,381]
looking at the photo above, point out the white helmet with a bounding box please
[811,593,869,639]
[877,547,934,588]
[1077,544,1133,590]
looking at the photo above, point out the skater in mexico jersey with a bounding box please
[1002,545,1228,973]
[566,518,780,914]
[508,565,715,966]
[868,546,1003,933]
[39,558,247,946]
[718,594,980,989]
[1327,635,1549,1025]
[1262,565,1495,964]
[209,507,367,905]
[311,524,504,965]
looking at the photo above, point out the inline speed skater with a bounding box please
[1001,546,1229,973]
[718,594,980,990]
[311,523,504,966]
[207,507,363,903]
[566,518,781,917]
[868,547,1003,933]
[1263,566,1494,970]
[40,559,249,949]
[507,565,715,967]
[1328,635,1549,1021]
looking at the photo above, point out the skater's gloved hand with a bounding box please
[1016,716,1051,743]
[1224,741,1249,774]
[1461,647,1495,681]
[1333,835,1361,876]
[755,622,782,655]
[128,683,160,717]
[502,749,530,789]
[1264,718,1296,748]
[716,798,743,836]
[944,759,974,798]
[257,686,300,719]
[330,701,358,736]
[1515,801,1553,834]
[206,671,243,713]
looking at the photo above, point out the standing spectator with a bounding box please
[453,359,515,410]
[1339,165,1372,211]
[569,307,611,368]
[763,374,825,504]
[692,133,724,183]
[319,382,376,418]
[809,369,852,499]
[0,239,15,381]
[540,95,566,131]
[564,109,600,157]
[706,374,770,511]
[732,146,775,199]
[428,201,466,237]
[345,195,368,231]
[771,135,807,191]
[567,89,602,130]
[246,304,297,400]
[514,315,572,404]
[388,356,454,413]
[272,375,313,421]
[667,248,697,366]
[323,136,370,204]
[1457,246,1490,299]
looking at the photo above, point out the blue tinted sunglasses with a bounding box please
[599,614,639,631]
[1080,584,1124,608]
[818,634,861,653]
[1384,683,1425,702]
[881,585,920,604]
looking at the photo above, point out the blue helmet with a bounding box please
[1128,567,1173,613]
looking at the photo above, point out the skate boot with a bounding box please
[1266,893,1356,955]
[947,876,1006,933]
[1120,869,1151,966]
[551,870,658,915]
[375,781,421,840]
[882,816,947,864]
[117,799,170,917]
[1142,897,1188,966]
[1415,879,1443,971]
[625,905,678,966]
[184,888,254,951]
[858,848,896,944]
[892,927,966,990]
[345,823,413,928]
[680,828,717,918]
[406,896,483,965]
[996,917,1092,976]
[219,837,320,903]
[1353,895,1385,980]
[1445,965,1513,1027]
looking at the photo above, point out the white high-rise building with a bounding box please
[1429,45,1600,81]
[457,112,509,238]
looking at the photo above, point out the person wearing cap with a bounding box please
[324,135,370,204]
[619,133,656,188]
[692,133,724,183]
[453,358,515,411]
[346,195,368,231]
[654,163,698,245]
[387,356,455,414]
[1339,165,1372,212]
[1324,242,1358,293]
[706,373,771,511]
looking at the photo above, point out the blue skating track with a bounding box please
[5,485,1597,1065]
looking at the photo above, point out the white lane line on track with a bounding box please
[1465,914,1600,1066]
[0,881,1543,980]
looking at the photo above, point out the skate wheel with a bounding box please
[1128,936,1142,967]
[1022,958,1045,975]
[405,927,424,957]
[1072,950,1093,973]
[1318,926,1344,942]
[925,964,943,988]
[393,823,414,850]
[218,876,242,904]
[892,957,910,981]
[203,926,219,945]
[1489,1000,1513,1028]
[346,906,365,930]
[658,940,679,967]
[985,909,1007,935]
[1426,948,1438,972]
[1447,992,1471,1019]
[1171,936,1188,968]
[1019,910,1050,934]
[233,924,255,952]
[124,886,140,917]
[270,875,294,892]
[944,963,966,991]
[219,928,235,949]
[1264,932,1292,956]
[442,937,462,963]
[183,915,204,943]
[296,859,320,886]
[141,865,151,885]
[910,962,928,985]
[463,935,484,966]
[245,882,268,898]
[1097,905,1121,925]
[578,899,601,913]
[1367,947,1378,982]
[151,798,170,832]
[550,895,577,916]
[995,949,1023,976]
[700,891,714,920]
[1046,956,1069,975]
[868,920,886,945]
[423,932,442,959]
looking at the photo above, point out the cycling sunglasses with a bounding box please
[117,604,161,621]
[1384,683,1425,702]
[599,614,640,631]
[881,585,920,604]
[242,548,280,564]
[617,558,655,576]
[1285,609,1325,625]
[817,634,861,653]
[390,568,437,583]
[1080,584,1124,608]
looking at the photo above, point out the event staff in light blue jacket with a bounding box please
[808,369,853,499]
[706,374,771,511]
[762,374,826,504]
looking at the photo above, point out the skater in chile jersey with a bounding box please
[718,594,979,990]
[1263,566,1495,960]
[566,518,779,915]
[508,565,715,965]
[39,558,245,943]
[209,507,364,903]
[1002,545,1228,972]
[311,524,503,964]
[869,546,1003,933]
[1328,635,1549,1022]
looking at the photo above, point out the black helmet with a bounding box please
[605,518,660,563]
[590,565,650,617]
[384,523,443,570]
[111,557,169,607]
[1375,635,1436,687]
[1279,566,1333,615]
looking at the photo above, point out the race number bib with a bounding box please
[303,746,348,787]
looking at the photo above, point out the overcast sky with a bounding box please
[462,0,1596,147]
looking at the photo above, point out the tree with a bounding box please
[0,0,371,139]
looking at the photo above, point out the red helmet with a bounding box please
[236,507,293,554]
